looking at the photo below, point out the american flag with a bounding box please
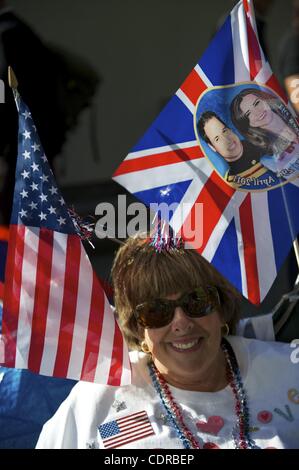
[1,92,131,385]
[98,410,155,449]
[0,226,8,302]
[113,0,299,304]
[0,226,8,362]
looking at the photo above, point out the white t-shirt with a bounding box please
[36,337,299,449]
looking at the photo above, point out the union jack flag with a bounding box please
[113,0,299,304]
[98,410,155,449]
[1,91,131,385]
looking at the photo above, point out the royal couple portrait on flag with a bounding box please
[1,0,299,450]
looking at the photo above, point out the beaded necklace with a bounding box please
[148,338,258,449]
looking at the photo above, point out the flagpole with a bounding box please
[8,66,20,110]
[244,0,258,36]
[280,181,299,281]
[293,239,299,273]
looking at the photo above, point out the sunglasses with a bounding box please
[134,286,220,329]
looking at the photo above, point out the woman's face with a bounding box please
[239,93,274,129]
[143,292,224,388]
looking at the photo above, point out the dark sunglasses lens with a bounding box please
[135,287,220,328]
[183,288,218,317]
[136,300,173,328]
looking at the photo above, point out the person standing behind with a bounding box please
[278,0,299,115]
[0,1,67,223]
[0,1,99,225]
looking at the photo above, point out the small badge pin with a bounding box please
[112,400,127,412]
[288,388,299,405]
[86,440,97,449]
[156,412,169,425]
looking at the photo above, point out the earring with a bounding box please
[221,323,229,336]
[141,340,150,354]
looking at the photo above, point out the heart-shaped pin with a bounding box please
[257,410,272,424]
[203,442,220,449]
[196,416,224,436]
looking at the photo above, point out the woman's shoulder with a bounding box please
[227,336,298,394]
[228,335,296,373]
[229,334,293,354]
[62,378,111,408]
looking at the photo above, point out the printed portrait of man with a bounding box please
[197,110,268,183]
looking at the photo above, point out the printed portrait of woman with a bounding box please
[230,87,299,179]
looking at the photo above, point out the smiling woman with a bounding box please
[36,235,299,449]
[113,237,239,394]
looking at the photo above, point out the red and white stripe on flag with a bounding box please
[2,224,131,386]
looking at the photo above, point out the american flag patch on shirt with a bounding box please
[98,410,155,448]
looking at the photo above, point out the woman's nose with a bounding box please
[170,306,193,332]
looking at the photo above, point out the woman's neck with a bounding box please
[153,347,228,393]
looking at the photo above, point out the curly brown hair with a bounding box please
[111,235,241,350]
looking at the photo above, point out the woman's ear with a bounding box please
[136,323,145,341]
